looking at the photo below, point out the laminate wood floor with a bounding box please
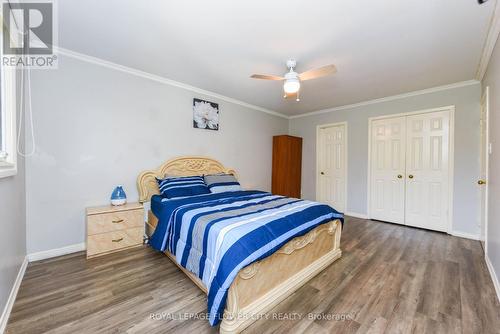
[6,217,500,334]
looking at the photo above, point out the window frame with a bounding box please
[0,19,17,178]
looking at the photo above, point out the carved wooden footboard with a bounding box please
[146,212,342,333]
[220,219,342,333]
[138,157,343,333]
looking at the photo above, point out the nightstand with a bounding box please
[86,202,144,258]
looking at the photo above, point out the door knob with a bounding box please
[478,180,486,185]
[397,174,403,179]
[320,172,325,175]
[408,175,414,179]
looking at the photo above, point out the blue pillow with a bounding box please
[204,173,241,193]
[156,175,210,199]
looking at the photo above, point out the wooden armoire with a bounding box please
[272,135,303,198]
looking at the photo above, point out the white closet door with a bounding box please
[369,117,406,224]
[405,111,450,231]
[317,124,346,212]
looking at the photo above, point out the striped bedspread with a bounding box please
[149,190,343,326]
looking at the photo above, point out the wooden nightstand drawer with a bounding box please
[86,202,145,258]
[87,227,143,258]
[87,209,143,235]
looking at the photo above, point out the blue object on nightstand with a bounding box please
[111,185,127,206]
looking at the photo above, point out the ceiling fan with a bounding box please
[250,59,337,101]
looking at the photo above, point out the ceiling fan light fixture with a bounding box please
[250,59,336,101]
[283,78,300,94]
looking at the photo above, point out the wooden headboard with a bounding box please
[136,156,236,203]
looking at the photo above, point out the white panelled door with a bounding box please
[369,109,451,232]
[477,86,491,249]
[369,117,406,224]
[479,88,489,247]
[317,124,346,212]
[405,111,450,231]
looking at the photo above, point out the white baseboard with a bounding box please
[27,242,86,262]
[485,254,500,303]
[344,211,368,219]
[450,230,481,241]
[0,257,28,334]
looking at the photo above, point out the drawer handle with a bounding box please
[112,219,124,224]
[112,237,123,243]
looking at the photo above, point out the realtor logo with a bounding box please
[2,1,57,68]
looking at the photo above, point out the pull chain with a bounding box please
[17,65,36,157]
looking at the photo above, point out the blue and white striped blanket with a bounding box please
[149,190,343,326]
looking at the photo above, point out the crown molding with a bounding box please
[476,0,500,80]
[289,80,480,119]
[55,48,481,121]
[55,47,289,120]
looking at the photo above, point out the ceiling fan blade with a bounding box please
[250,74,285,81]
[298,64,337,81]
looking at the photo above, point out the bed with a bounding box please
[137,156,343,333]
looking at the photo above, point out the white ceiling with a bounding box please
[57,0,495,116]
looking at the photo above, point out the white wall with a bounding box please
[482,34,500,297]
[25,55,289,254]
[22,52,486,252]
[289,83,481,235]
[0,70,26,326]
[0,160,25,329]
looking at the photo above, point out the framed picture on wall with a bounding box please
[193,98,219,131]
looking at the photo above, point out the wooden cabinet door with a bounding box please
[272,136,302,198]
